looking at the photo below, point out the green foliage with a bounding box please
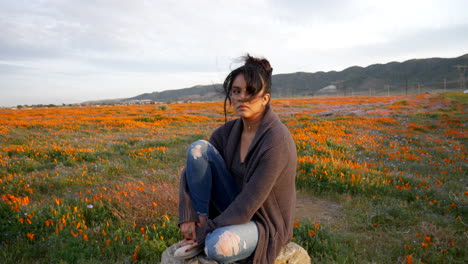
[1,94,466,263]
[293,219,358,263]
[442,92,468,104]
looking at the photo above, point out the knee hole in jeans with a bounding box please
[205,230,243,261]
[188,140,209,160]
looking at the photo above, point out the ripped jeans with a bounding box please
[186,140,258,263]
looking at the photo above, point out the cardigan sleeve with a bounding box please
[178,168,199,225]
[212,139,294,227]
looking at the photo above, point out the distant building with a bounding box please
[126,99,153,104]
[314,85,337,96]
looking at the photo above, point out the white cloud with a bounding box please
[0,0,467,106]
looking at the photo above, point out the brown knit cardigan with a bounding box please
[178,104,297,263]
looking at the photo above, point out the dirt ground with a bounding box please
[295,190,344,230]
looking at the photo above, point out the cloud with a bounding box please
[0,0,467,106]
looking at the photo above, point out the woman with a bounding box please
[176,55,297,263]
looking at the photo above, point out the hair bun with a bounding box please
[244,54,273,74]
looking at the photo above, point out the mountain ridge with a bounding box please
[84,54,468,104]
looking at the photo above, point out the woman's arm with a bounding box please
[195,139,296,243]
[214,142,294,225]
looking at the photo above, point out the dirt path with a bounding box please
[295,191,344,229]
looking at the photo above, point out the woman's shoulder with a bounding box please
[213,118,238,133]
[210,118,240,141]
[265,115,293,141]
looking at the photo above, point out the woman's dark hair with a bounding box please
[223,54,273,121]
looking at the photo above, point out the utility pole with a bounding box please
[444,78,446,92]
[454,65,468,91]
[405,78,408,96]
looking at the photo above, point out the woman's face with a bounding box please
[231,74,270,121]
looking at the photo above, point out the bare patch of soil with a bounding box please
[295,191,344,229]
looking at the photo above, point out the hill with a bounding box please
[86,54,468,104]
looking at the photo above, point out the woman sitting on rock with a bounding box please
[176,54,297,263]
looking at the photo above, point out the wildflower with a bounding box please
[27,233,35,240]
[87,204,93,208]
[421,242,428,248]
[83,234,89,241]
[405,254,413,264]
[309,230,316,237]
[314,222,321,230]
[294,218,300,228]
[424,235,431,243]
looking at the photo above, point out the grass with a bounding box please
[1,93,467,263]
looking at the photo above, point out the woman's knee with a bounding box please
[187,140,209,160]
[188,140,220,160]
[204,230,244,262]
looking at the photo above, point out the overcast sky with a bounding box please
[1,0,467,106]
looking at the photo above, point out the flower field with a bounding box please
[1,93,466,263]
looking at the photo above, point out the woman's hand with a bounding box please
[180,221,196,241]
[179,222,200,251]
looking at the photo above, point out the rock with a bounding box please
[161,241,311,264]
[274,242,311,264]
[161,241,216,264]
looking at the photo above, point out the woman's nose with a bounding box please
[239,90,251,100]
[239,91,246,99]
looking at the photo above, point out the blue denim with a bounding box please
[185,140,258,263]
[204,221,258,263]
[186,140,239,216]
